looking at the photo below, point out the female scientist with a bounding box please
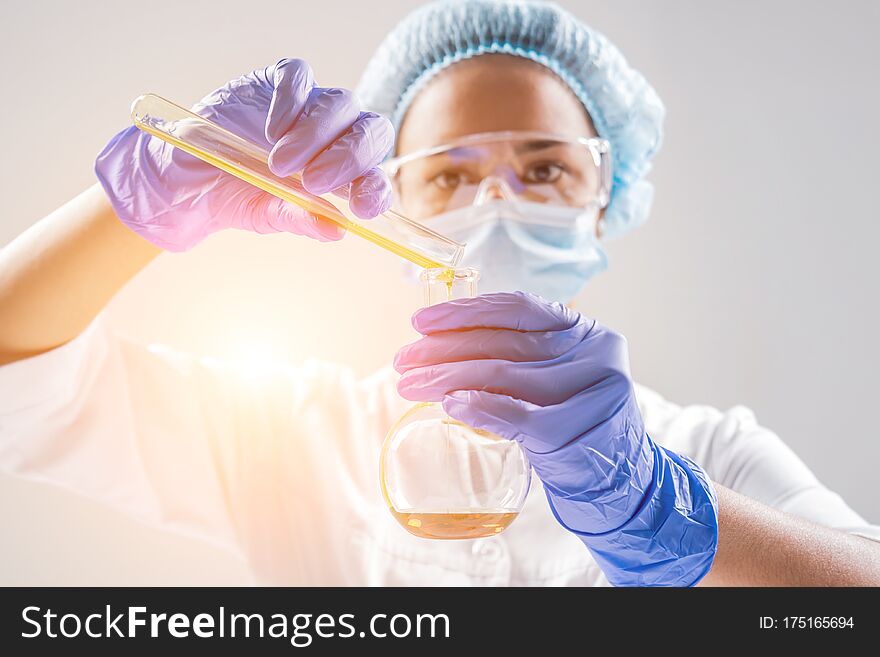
[1,0,878,586]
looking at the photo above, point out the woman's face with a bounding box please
[395,54,598,219]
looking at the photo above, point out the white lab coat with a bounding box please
[0,316,877,585]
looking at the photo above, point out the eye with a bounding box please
[429,170,468,190]
[522,162,565,184]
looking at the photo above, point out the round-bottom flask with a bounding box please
[380,268,532,540]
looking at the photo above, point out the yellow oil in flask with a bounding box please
[380,269,531,540]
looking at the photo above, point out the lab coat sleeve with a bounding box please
[0,313,399,565]
[0,316,249,553]
[680,403,880,543]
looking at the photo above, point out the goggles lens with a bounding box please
[385,132,611,220]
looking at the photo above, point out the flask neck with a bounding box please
[420,267,480,305]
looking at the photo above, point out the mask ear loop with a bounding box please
[595,206,607,239]
[567,202,604,241]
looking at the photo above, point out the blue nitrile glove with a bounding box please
[394,291,719,586]
[96,58,394,251]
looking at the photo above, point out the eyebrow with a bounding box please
[513,139,565,154]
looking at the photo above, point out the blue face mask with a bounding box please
[412,200,608,302]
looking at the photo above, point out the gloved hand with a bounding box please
[95,58,394,251]
[394,291,719,586]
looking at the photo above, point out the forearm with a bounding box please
[700,485,880,586]
[0,183,161,364]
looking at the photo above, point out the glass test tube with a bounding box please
[130,94,464,269]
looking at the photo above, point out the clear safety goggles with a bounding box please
[384,131,612,220]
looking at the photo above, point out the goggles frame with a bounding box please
[384,130,613,212]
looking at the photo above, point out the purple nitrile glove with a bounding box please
[394,291,719,586]
[95,58,394,251]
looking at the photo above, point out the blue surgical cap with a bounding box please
[355,0,665,239]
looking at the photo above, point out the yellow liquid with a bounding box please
[390,269,500,541]
[432,266,455,298]
[382,268,499,540]
[134,121,446,270]
[391,510,520,540]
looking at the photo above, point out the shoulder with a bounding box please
[633,382,770,482]
[635,382,759,445]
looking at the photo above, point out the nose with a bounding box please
[473,175,518,206]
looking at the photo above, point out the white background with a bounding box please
[1,0,878,584]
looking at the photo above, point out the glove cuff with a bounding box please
[547,440,719,587]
